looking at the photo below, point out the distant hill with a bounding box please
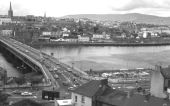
[63,13,170,25]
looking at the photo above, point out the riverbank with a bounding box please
[30,41,170,47]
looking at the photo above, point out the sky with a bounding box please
[0,0,170,17]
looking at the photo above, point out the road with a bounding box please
[0,37,89,91]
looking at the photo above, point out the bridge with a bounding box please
[0,36,88,90]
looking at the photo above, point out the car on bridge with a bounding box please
[21,92,32,96]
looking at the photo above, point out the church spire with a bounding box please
[8,1,13,18]
[10,1,12,10]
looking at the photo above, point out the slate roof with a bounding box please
[97,88,127,106]
[72,79,108,97]
[124,94,170,106]
[161,67,170,79]
[97,92,170,106]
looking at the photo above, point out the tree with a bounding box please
[12,99,42,106]
[14,75,26,86]
[29,76,43,87]
[0,91,9,106]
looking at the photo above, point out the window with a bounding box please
[81,96,85,103]
[75,96,77,102]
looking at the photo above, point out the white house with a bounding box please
[78,35,90,42]
[71,79,109,106]
[1,30,13,36]
[92,34,105,39]
[150,65,170,99]
[63,33,69,37]
[92,34,110,40]
[41,31,52,36]
[0,17,12,25]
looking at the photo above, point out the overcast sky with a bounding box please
[0,0,170,17]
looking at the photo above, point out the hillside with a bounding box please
[64,13,170,25]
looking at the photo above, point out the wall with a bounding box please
[150,66,167,98]
[71,92,92,106]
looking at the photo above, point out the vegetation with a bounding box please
[0,91,9,106]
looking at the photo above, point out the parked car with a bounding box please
[12,90,21,95]
[68,87,75,90]
[21,92,32,96]
[54,74,59,79]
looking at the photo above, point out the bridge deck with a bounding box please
[0,37,88,90]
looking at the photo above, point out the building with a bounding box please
[71,79,112,106]
[78,35,90,42]
[63,36,78,42]
[8,2,13,18]
[0,17,12,25]
[150,65,170,99]
[92,34,105,39]
[0,30,13,37]
[71,78,170,106]
[92,34,110,40]
[41,31,52,37]
[14,29,40,43]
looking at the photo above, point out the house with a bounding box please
[0,17,12,25]
[41,31,52,37]
[1,30,13,36]
[71,79,112,106]
[95,87,170,106]
[71,77,170,106]
[63,36,78,42]
[51,31,62,38]
[78,35,90,42]
[92,34,105,39]
[150,65,170,99]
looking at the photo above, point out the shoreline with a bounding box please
[30,42,170,47]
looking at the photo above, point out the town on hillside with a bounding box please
[0,1,170,106]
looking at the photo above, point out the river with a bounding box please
[2,46,170,76]
[40,46,170,71]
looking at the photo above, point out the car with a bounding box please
[67,68,72,72]
[53,67,58,71]
[68,87,75,90]
[21,92,32,96]
[12,90,21,95]
[54,74,59,79]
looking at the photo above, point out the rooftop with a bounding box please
[124,94,170,106]
[72,79,109,97]
[97,91,170,106]
[161,67,170,79]
[56,99,72,106]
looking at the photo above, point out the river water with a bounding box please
[2,46,170,76]
[40,46,170,71]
